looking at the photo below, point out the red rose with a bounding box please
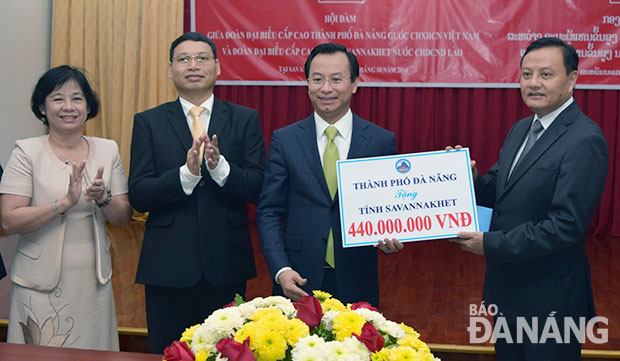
[222,300,236,308]
[216,337,256,361]
[294,295,323,329]
[162,340,195,361]
[353,322,384,353]
[350,301,378,312]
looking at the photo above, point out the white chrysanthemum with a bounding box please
[291,346,327,361]
[190,323,221,354]
[323,340,344,360]
[378,320,406,339]
[236,302,257,319]
[274,301,297,316]
[247,296,265,307]
[202,308,244,338]
[321,310,340,330]
[261,295,290,306]
[292,334,327,358]
[353,308,386,325]
[341,336,370,359]
[324,338,370,361]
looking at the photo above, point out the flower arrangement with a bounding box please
[163,290,439,361]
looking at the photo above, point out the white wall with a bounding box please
[0,0,51,167]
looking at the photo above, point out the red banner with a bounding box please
[194,0,620,88]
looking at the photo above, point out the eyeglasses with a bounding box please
[307,76,350,86]
[172,54,215,65]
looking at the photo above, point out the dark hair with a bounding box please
[304,43,360,82]
[169,32,217,62]
[31,65,100,125]
[520,37,578,75]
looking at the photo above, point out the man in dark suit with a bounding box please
[451,38,608,360]
[128,32,265,353]
[257,43,402,307]
[0,165,5,279]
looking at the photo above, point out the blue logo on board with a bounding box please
[395,159,411,173]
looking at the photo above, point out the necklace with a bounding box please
[50,137,86,165]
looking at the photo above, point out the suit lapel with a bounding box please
[207,98,227,138]
[296,115,332,201]
[167,99,193,151]
[347,115,371,160]
[500,103,577,198]
[497,116,533,190]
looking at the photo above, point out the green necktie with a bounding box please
[323,126,339,268]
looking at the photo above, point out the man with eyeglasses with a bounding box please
[257,43,403,306]
[128,32,265,353]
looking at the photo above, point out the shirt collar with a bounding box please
[314,109,353,140]
[535,97,573,130]
[179,94,215,118]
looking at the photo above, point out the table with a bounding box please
[0,342,163,361]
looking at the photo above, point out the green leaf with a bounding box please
[234,293,245,306]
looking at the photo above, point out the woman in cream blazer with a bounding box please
[0,66,132,351]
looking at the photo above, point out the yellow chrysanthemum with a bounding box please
[251,307,285,322]
[194,348,210,361]
[180,324,200,345]
[255,311,289,335]
[332,310,366,341]
[373,347,392,361]
[371,350,387,361]
[398,323,420,338]
[251,328,288,361]
[284,318,310,345]
[387,346,419,361]
[397,335,429,353]
[312,290,332,302]
[322,298,346,313]
[234,321,259,343]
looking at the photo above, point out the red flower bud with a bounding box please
[294,295,323,329]
[353,322,384,353]
[350,301,378,312]
[162,340,195,361]
[216,337,255,361]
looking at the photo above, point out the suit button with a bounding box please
[494,211,500,218]
[321,237,327,243]
[331,205,336,212]
[199,180,206,187]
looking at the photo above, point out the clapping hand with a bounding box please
[204,134,221,170]
[64,161,86,208]
[84,166,107,204]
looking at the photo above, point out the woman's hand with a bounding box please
[84,166,108,204]
[56,161,85,213]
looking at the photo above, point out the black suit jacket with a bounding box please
[0,165,5,279]
[475,101,608,321]
[129,98,265,288]
[257,114,397,306]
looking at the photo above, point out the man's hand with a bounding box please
[450,231,485,255]
[277,269,309,301]
[205,134,221,170]
[186,138,204,176]
[374,238,404,254]
[445,145,478,181]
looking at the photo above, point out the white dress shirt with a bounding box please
[508,97,574,179]
[178,95,231,195]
